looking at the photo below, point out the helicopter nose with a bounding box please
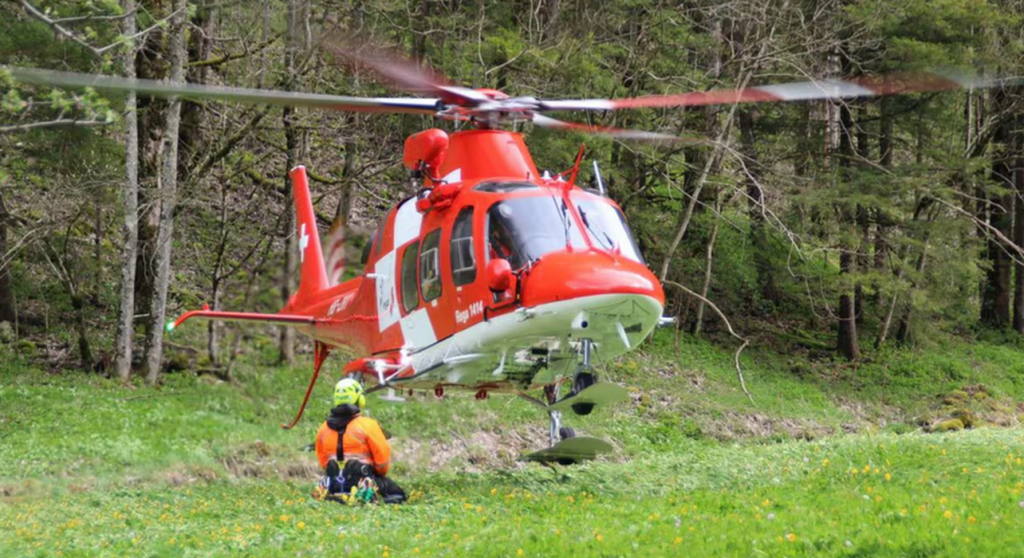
[519,250,665,308]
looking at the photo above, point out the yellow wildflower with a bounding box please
[786,533,797,542]
[944,510,953,519]
[968,516,977,524]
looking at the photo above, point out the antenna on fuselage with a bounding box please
[592,160,606,197]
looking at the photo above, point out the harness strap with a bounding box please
[330,414,357,463]
[336,421,351,462]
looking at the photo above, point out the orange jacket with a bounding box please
[315,415,391,476]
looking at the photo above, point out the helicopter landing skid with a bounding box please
[550,339,630,416]
[522,435,614,465]
[517,339,628,465]
[546,382,630,414]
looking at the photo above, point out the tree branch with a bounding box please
[17,0,185,57]
[663,280,754,403]
[0,119,111,133]
[18,0,106,56]
[51,8,138,25]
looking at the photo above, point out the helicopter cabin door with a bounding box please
[448,205,483,335]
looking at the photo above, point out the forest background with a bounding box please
[1,0,1024,383]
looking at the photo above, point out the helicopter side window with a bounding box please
[420,229,442,302]
[400,240,420,313]
[574,197,644,263]
[451,207,476,286]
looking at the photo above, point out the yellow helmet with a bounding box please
[333,378,366,409]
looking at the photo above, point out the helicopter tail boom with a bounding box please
[166,309,316,332]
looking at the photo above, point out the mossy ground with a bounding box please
[2,330,1024,557]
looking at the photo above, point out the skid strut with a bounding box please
[281,341,331,430]
[548,411,562,446]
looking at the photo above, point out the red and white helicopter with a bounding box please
[7,56,1016,461]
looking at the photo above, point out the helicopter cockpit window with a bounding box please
[473,181,539,193]
[420,229,442,302]
[451,207,476,286]
[486,196,585,269]
[400,241,420,313]
[574,197,644,263]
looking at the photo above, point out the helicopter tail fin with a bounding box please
[289,166,329,308]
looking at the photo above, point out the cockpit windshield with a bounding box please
[574,195,644,263]
[486,196,585,269]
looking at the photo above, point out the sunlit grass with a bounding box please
[2,430,1023,557]
[3,331,1024,556]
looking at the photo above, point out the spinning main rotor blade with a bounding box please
[4,66,441,114]
[540,71,1024,112]
[530,114,692,143]
[328,45,492,107]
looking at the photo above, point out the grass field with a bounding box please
[2,331,1024,557]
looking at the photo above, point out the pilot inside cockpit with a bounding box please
[488,207,518,263]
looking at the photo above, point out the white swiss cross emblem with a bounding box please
[298,223,309,263]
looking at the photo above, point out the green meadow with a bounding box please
[2,331,1024,557]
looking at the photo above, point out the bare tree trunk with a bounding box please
[278,0,307,365]
[0,190,14,325]
[874,98,894,310]
[114,0,139,382]
[1014,113,1024,333]
[854,104,871,325]
[896,246,930,345]
[0,191,16,325]
[875,285,900,349]
[739,108,778,306]
[836,63,860,361]
[855,204,869,326]
[71,292,93,367]
[208,283,221,363]
[838,251,860,360]
[692,199,721,336]
[144,0,188,384]
[982,109,1014,328]
[981,87,1017,327]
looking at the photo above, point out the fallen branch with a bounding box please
[664,280,754,403]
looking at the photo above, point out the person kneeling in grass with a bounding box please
[314,378,406,504]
